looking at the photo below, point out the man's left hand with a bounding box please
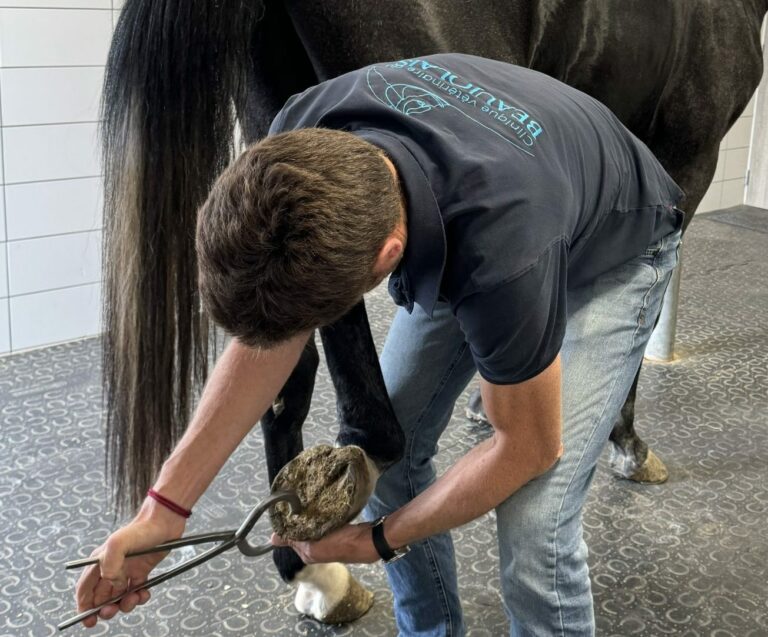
[270,521,380,564]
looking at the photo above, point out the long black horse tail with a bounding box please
[102,0,263,513]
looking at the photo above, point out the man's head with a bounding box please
[196,128,406,347]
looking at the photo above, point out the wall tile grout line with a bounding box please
[2,119,103,129]
[4,173,102,186]
[0,64,105,70]
[9,278,100,300]
[0,6,112,11]
[7,226,102,244]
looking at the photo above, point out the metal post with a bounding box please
[645,245,683,362]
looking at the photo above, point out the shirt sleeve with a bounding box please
[453,239,568,385]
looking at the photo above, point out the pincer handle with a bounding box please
[64,531,235,569]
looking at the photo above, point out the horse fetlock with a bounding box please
[610,445,669,484]
[608,442,642,477]
[293,563,374,624]
[271,444,379,540]
[465,388,489,424]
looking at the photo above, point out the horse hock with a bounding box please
[270,444,379,541]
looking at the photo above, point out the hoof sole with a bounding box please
[271,445,377,541]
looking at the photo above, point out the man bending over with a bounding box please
[76,53,683,636]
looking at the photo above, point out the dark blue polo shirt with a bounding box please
[269,53,684,384]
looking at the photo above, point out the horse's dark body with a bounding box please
[102,0,767,621]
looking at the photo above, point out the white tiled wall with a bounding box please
[6,177,102,239]
[1,67,104,126]
[696,94,758,213]
[0,2,121,354]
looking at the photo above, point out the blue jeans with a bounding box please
[364,228,682,636]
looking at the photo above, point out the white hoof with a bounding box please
[293,563,374,624]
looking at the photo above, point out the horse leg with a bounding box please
[292,299,405,528]
[269,300,404,622]
[607,371,668,482]
[276,299,405,528]
[606,145,717,483]
[236,6,378,624]
[261,336,371,624]
[466,387,488,423]
[264,301,400,623]
[321,301,405,470]
[262,301,405,623]
[270,301,405,623]
[259,337,317,590]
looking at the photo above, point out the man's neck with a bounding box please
[381,154,408,228]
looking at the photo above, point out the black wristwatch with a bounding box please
[371,516,410,563]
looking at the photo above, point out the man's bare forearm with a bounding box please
[148,333,309,512]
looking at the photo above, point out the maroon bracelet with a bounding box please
[147,488,192,519]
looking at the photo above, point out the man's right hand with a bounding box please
[74,500,187,628]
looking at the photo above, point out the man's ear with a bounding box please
[374,236,405,278]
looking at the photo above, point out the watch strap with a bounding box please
[371,516,410,563]
[371,516,397,561]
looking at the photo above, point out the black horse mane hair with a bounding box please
[101,0,263,514]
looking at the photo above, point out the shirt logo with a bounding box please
[366,67,450,115]
[366,59,544,157]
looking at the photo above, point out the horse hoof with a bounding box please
[271,444,379,540]
[294,563,374,624]
[628,450,669,484]
[465,388,489,424]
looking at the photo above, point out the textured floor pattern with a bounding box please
[1,208,767,636]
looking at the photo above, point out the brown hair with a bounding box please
[196,127,402,347]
